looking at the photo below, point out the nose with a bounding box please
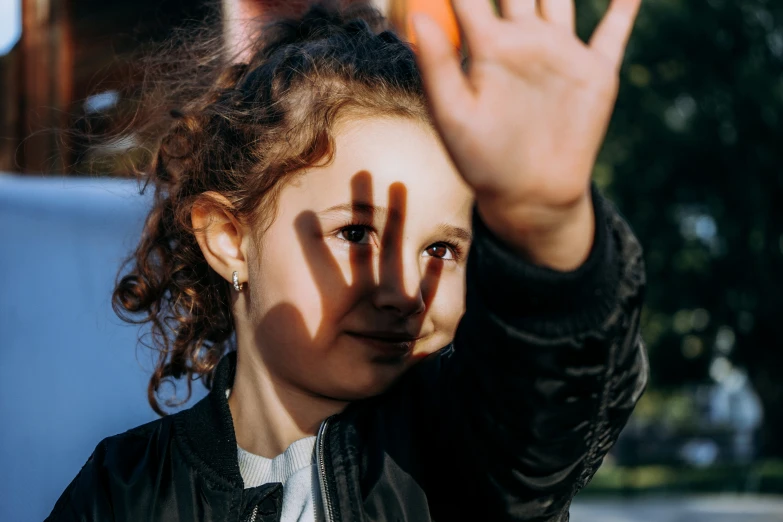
[370,182,429,317]
[371,250,426,317]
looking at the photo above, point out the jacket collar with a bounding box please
[174,351,244,488]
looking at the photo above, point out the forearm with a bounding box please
[444,187,647,515]
[469,185,627,337]
[476,186,595,272]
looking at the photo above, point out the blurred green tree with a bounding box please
[579,0,783,456]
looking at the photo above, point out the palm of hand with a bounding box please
[414,0,641,217]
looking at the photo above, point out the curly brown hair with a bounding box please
[111,3,431,415]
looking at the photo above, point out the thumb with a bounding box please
[411,13,472,128]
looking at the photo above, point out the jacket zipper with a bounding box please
[316,418,335,522]
[246,422,332,522]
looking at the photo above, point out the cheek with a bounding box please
[248,249,325,340]
[427,269,467,342]
[248,236,362,343]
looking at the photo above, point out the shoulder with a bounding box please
[46,416,177,521]
[94,415,175,471]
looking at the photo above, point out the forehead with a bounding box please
[283,116,474,224]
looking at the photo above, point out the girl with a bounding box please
[47,1,647,521]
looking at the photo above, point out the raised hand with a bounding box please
[412,0,641,269]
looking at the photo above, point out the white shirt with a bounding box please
[237,436,320,522]
[227,388,322,522]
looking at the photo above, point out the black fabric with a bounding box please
[174,349,243,487]
[45,190,647,522]
[473,184,620,337]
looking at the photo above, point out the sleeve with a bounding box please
[428,186,648,521]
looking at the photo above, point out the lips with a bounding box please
[345,331,420,355]
[352,331,420,342]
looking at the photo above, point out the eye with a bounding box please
[337,225,372,244]
[424,243,455,260]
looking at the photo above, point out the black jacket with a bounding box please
[46,191,647,522]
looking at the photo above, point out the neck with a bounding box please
[227,347,347,458]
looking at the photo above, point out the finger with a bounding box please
[449,0,497,58]
[379,183,407,298]
[349,172,375,287]
[411,13,473,127]
[539,0,575,32]
[589,0,642,70]
[498,0,537,21]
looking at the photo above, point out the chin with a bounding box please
[321,336,447,401]
[331,362,411,402]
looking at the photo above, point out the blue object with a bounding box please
[0,174,207,521]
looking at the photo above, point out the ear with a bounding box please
[191,192,250,287]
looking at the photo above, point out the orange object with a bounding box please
[404,0,461,49]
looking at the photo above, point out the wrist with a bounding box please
[476,190,595,271]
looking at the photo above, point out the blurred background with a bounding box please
[1,0,782,520]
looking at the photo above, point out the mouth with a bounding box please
[345,331,421,356]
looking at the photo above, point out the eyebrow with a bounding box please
[318,203,473,243]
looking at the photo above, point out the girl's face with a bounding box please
[243,116,474,400]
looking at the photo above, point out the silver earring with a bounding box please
[232,271,244,291]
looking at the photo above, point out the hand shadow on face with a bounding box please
[252,170,445,409]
